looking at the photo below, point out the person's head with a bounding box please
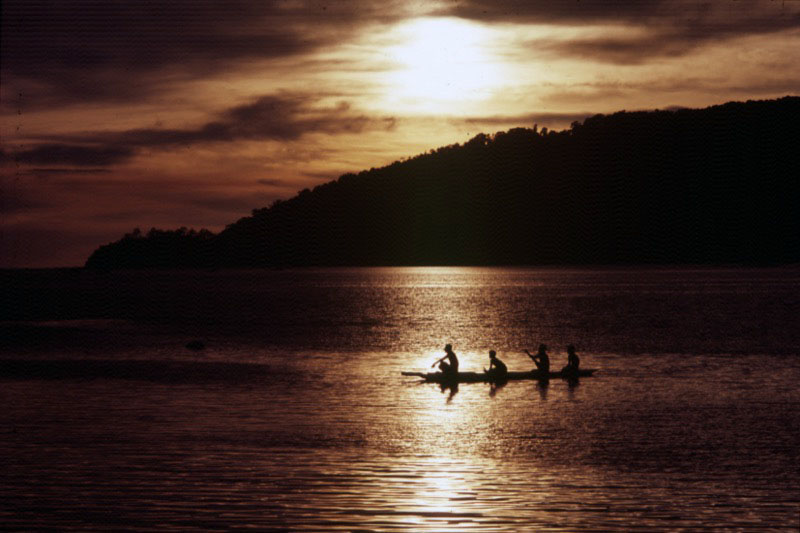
[567,344,575,354]
[538,343,547,353]
[445,343,452,353]
[489,350,496,359]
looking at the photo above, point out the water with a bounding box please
[2,267,799,530]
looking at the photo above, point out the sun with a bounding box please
[382,18,505,113]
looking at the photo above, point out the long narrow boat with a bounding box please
[401,369,596,383]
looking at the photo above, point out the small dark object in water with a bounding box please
[185,340,205,351]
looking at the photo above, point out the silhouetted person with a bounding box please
[432,343,459,376]
[484,350,507,380]
[525,344,550,375]
[561,344,581,377]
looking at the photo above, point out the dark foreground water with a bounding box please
[2,267,799,531]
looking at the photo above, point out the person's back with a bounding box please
[562,345,580,376]
[487,350,507,379]
[566,345,580,370]
[538,351,550,373]
[446,347,459,373]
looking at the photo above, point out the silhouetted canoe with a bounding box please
[401,369,596,383]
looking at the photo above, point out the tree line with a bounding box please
[86,96,800,268]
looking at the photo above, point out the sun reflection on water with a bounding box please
[356,266,559,357]
[5,268,799,530]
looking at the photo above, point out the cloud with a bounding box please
[529,35,694,65]
[445,0,800,62]
[82,95,393,144]
[531,26,800,65]
[256,178,287,187]
[186,193,278,214]
[11,94,396,166]
[440,0,661,24]
[461,111,595,129]
[25,168,112,175]
[301,170,353,181]
[443,0,800,28]
[11,144,135,166]
[0,1,413,108]
[0,2,291,108]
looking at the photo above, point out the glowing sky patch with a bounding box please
[380,18,507,113]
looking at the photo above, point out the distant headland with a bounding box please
[86,97,800,269]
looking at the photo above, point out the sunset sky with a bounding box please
[2,0,799,267]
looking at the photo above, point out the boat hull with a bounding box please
[401,369,596,383]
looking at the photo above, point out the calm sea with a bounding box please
[2,267,799,531]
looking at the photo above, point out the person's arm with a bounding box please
[525,350,536,361]
[431,355,445,368]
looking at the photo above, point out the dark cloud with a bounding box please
[256,178,287,187]
[75,95,392,145]
[441,0,661,23]
[0,2,286,107]
[12,94,396,166]
[110,179,277,216]
[187,193,278,214]
[444,0,799,28]
[11,144,135,166]
[0,1,408,108]
[2,2,299,71]
[301,170,352,181]
[461,111,595,129]
[26,168,112,175]
[531,24,799,64]
[447,0,800,62]
[530,35,694,65]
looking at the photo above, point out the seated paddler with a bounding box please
[561,344,580,376]
[485,350,508,380]
[525,344,550,374]
[432,343,459,376]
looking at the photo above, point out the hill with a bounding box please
[86,97,800,268]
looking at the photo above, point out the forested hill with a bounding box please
[86,96,800,268]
